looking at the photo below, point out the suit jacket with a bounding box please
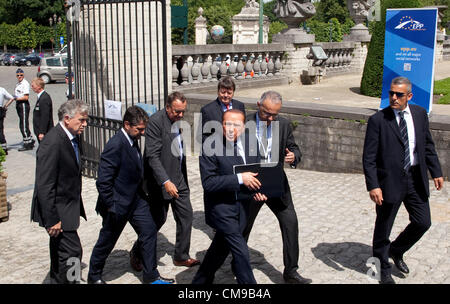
[143,109,188,201]
[363,104,443,204]
[31,123,86,230]
[95,130,145,217]
[200,134,259,231]
[200,98,246,142]
[246,112,301,207]
[33,91,54,137]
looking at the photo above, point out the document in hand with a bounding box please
[233,162,285,199]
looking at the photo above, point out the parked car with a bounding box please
[1,53,13,65]
[8,53,27,66]
[37,55,68,84]
[17,53,41,66]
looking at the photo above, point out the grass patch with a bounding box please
[434,77,450,104]
[437,94,450,104]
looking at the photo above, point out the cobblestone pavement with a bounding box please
[1,155,449,284]
[0,65,449,284]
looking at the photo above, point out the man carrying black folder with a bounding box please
[192,109,267,284]
[243,91,312,284]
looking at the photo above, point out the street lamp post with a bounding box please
[49,14,62,53]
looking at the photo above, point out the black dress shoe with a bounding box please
[283,273,312,284]
[18,144,33,151]
[379,273,395,284]
[87,278,107,284]
[389,252,409,274]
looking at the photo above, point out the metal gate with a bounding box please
[69,0,169,178]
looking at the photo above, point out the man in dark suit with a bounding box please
[129,92,199,269]
[88,106,174,284]
[31,77,54,143]
[243,90,312,284]
[192,109,267,284]
[200,76,245,143]
[363,76,444,284]
[31,99,89,284]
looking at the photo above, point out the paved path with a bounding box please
[235,60,450,116]
[0,65,449,284]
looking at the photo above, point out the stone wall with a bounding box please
[183,93,450,180]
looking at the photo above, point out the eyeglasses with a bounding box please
[389,90,407,98]
[16,74,24,77]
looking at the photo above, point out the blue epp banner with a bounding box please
[380,8,438,113]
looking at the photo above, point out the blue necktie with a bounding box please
[398,111,410,171]
[71,137,79,164]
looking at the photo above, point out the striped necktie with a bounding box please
[398,111,410,171]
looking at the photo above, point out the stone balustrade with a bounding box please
[314,42,358,76]
[443,38,450,61]
[172,44,286,90]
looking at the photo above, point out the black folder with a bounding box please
[233,162,285,200]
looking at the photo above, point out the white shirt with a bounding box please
[15,79,30,99]
[394,105,417,166]
[37,90,45,101]
[60,122,76,142]
[235,137,246,184]
[0,87,13,107]
[121,128,133,147]
[256,112,273,162]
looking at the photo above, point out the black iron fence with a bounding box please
[70,0,169,178]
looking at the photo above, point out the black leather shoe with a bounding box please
[87,278,106,284]
[379,273,395,284]
[18,144,33,151]
[389,252,409,274]
[283,273,312,284]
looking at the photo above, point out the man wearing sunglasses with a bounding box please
[363,76,444,284]
[5,69,35,151]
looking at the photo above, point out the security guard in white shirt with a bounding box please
[0,86,14,153]
[5,68,35,151]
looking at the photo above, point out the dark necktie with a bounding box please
[133,139,141,160]
[71,137,79,164]
[398,111,410,171]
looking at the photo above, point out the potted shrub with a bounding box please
[0,147,8,222]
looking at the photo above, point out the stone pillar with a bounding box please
[350,41,369,71]
[282,43,315,83]
[195,7,208,45]
[231,1,269,44]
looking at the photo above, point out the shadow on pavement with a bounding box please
[181,210,284,284]
[311,242,406,279]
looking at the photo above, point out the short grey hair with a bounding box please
[259,90,282,105]
[391,76,412,93]
[58,99,89,121]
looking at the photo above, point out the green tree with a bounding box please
[269,20,288,42]
[315,0,351,24]
[0,0,64,25]
[360,0,423,97]
[171,0,246,45]
[0,22,16,51]
[35,25,52,52]
[15,17,37,50]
